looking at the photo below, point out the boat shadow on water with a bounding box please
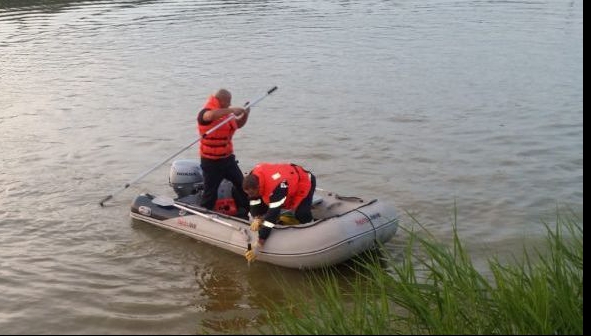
[129,214,399,334]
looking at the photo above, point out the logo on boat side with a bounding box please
[138,206,152,216]
[177,217,197,229]
[355,212,381,225]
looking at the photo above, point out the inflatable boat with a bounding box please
[130,159,399,269]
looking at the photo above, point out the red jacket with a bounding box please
[251,163,312,210]
[197,95,237,159]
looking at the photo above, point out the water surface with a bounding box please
[0,0,583,333]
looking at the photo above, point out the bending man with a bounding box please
[242,162,317,262]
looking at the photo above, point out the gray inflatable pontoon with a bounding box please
[130,159,399,269]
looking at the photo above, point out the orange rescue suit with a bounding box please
[197,95,237,159]
[251,163,312,211]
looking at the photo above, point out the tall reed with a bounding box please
[262,210,583,335]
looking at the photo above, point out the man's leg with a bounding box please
[200,160,224,210]
[295,174,316,223]
[225,159,250,219]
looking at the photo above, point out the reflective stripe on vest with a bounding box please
[251,163,312,211]
[269,196,286,209]
[262,220,275,228]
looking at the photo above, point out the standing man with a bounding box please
[197,88,250,219]
[242,162,316,262]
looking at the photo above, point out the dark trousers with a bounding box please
[258,173,317,241]
[200,155,249,214]
[294,173,316,224]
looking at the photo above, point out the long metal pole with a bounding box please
[99,86,278,206]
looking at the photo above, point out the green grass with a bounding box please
[261,210,583,335]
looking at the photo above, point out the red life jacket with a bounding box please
[197,95,237,159]
[252,163,312,211]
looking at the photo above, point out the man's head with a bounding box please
[214,89,232,108]
[243,173,260,199]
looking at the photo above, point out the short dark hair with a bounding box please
[242,173,259,190]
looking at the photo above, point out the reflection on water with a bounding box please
[194,262,255,333]
[189,243,393,333]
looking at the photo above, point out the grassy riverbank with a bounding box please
[262,211,583,335]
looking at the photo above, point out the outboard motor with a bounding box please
[169,159,240,217]
[169,159,204,198]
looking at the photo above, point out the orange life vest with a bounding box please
[251,163,312,211]
[197,95,237,159]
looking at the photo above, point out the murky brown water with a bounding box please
[0,0,583,333]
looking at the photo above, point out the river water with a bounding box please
[0,0,583,334]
